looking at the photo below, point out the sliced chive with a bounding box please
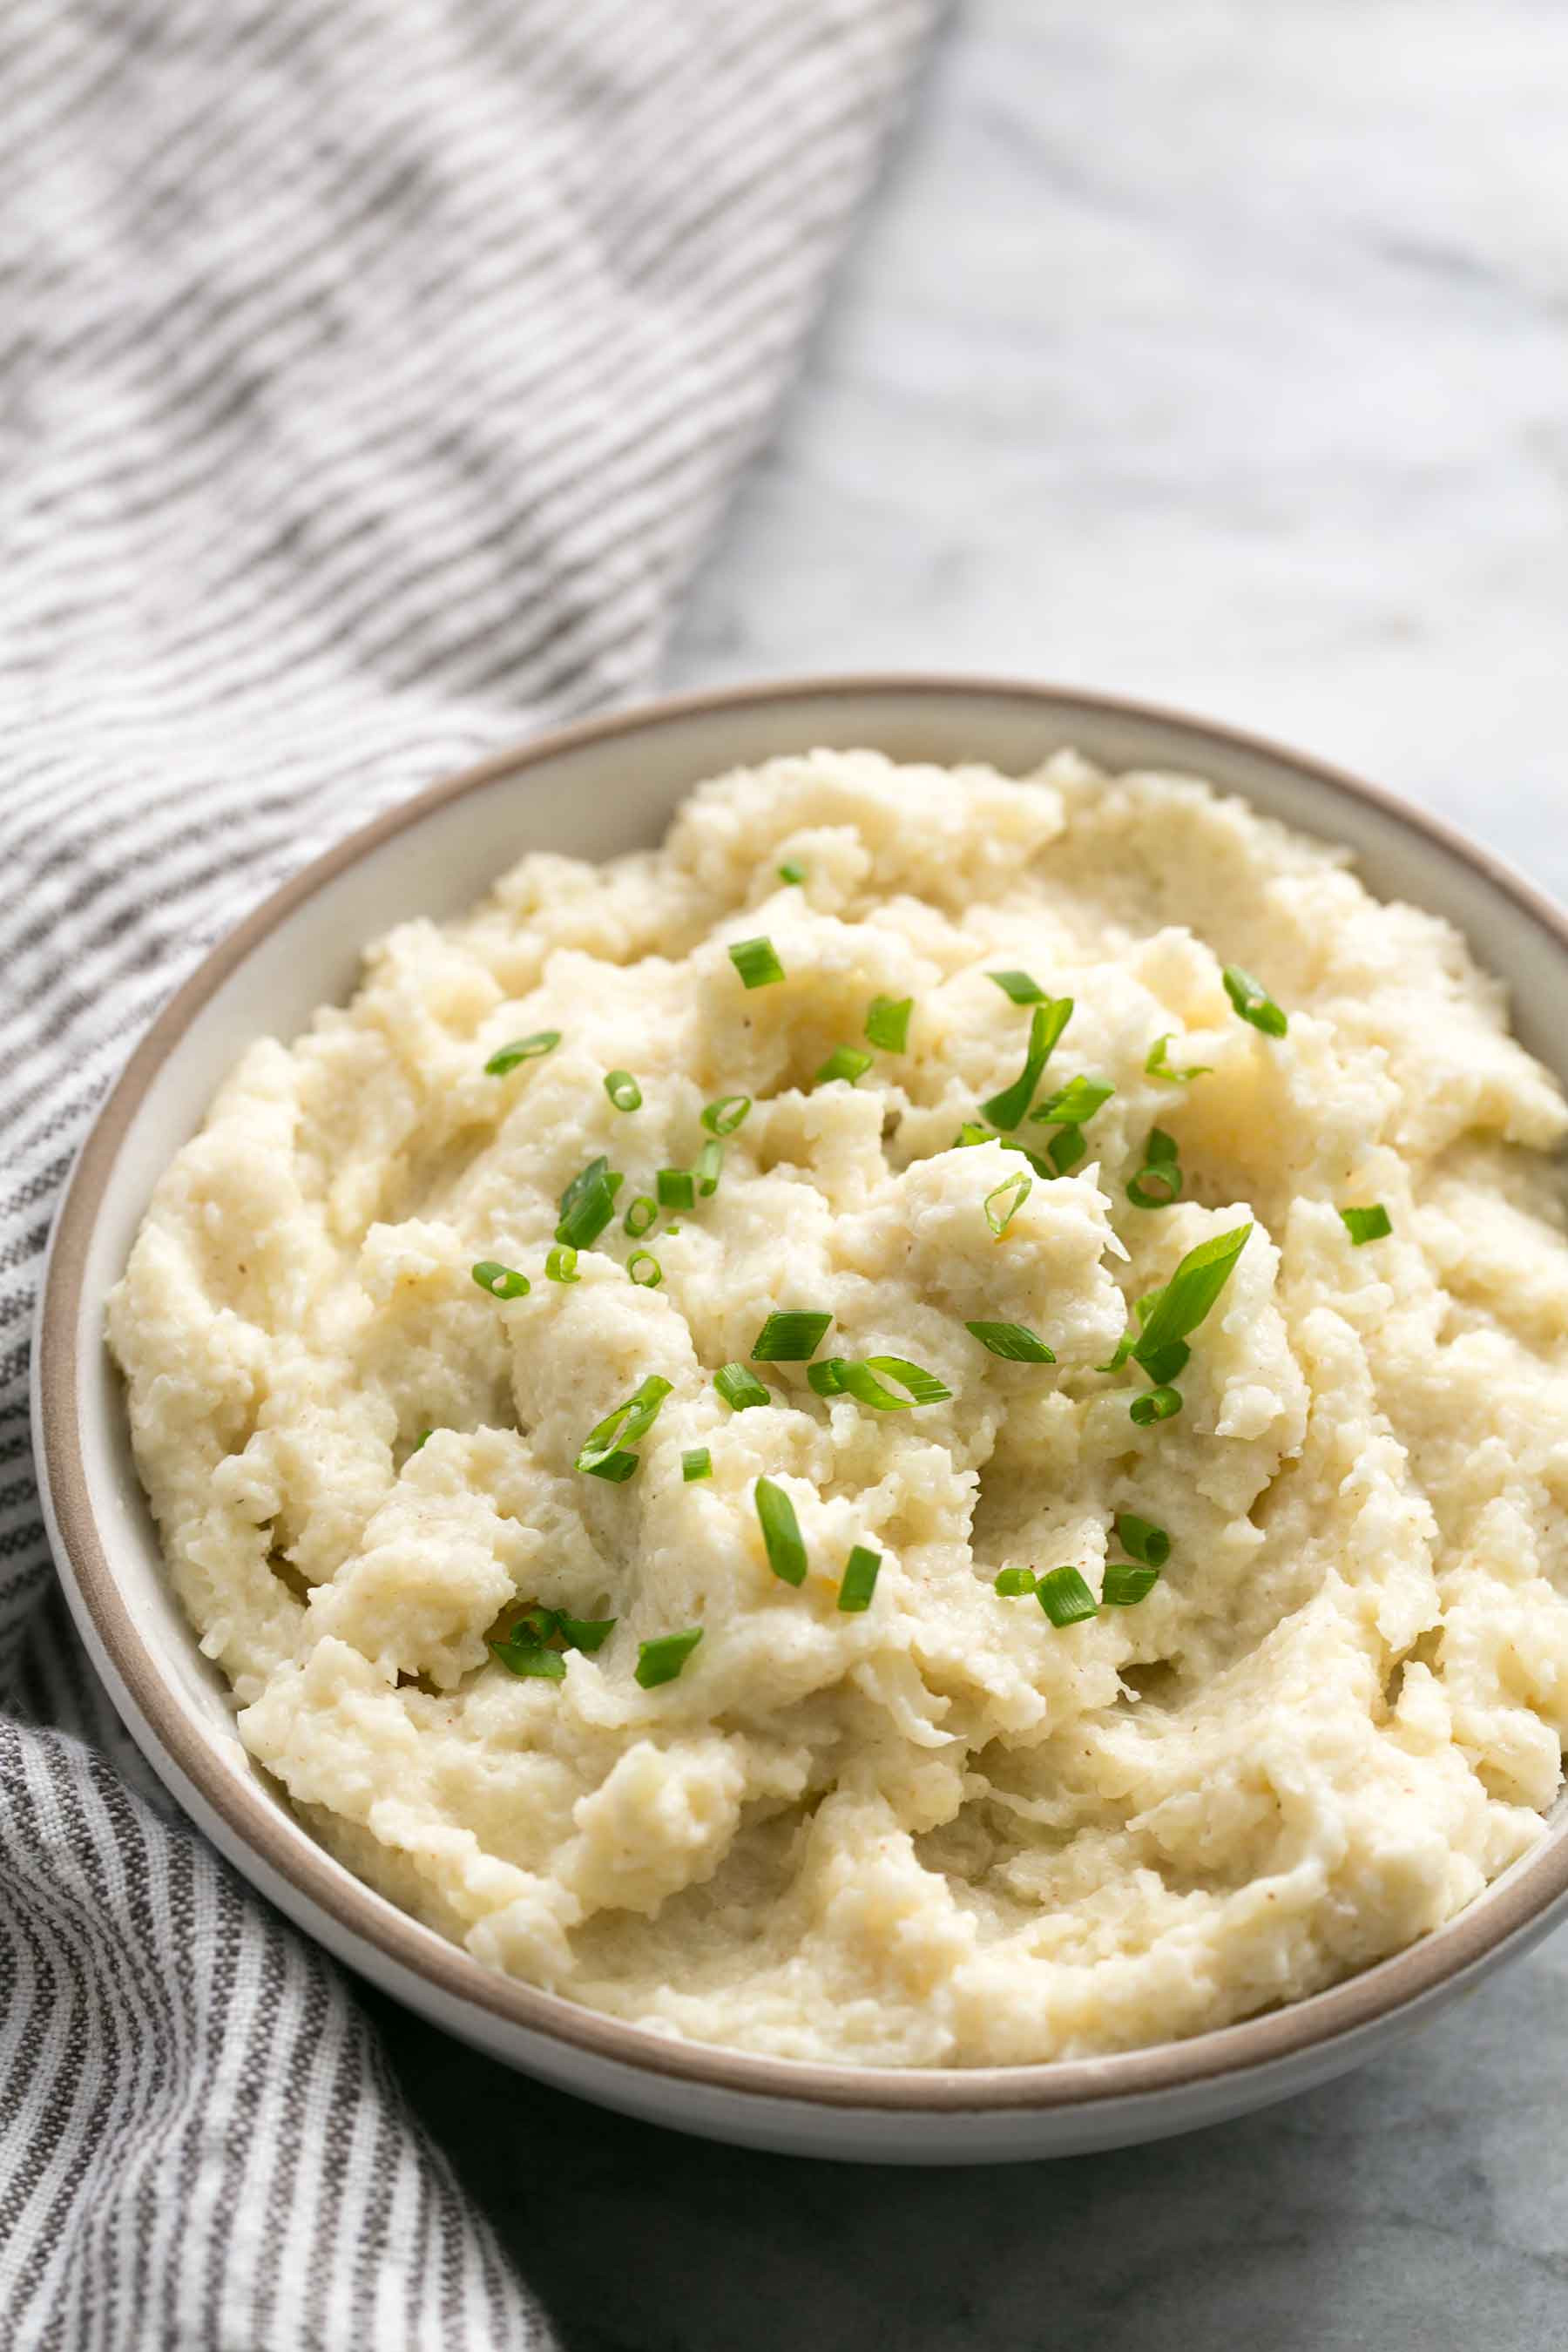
[729,936,786,990]
[1037,1565,1098,1627]
[472,1260,530,1300]
[576,1374,673,1479]
[635,1628,703,1687]
[754,1477,808,1585]
[1146,1032,1212,1084]
[411,1428,433,1452]
[810,1355,952,1409]
[489,1632,566,1680]
[681,1446,713,1482]
[1102,1563,1159,1606]
[814,1044,875,1088]
[558,1612,617,1652]
[1031,1075,1116,1127]
[556,1155,622,1251]
[987,970,1046,1004]
[984,1168,1031,1238]
[701,1094,752,1136]
[604,1069,643,1112]
[544,1245,579,1285]
[1048,1126,1087,1175]
[1133,1225,1250,1372]
[954,1121,996,1147]
[716,1361,772,1410]
[1139,1338,1191,1386]
[1113,1513,1170,1569]
[627,1249,662,1288]
[695,1139,724,1195]
[778,859,807,885]
[865,995,914,1053]
[656,1167,695,1211]
[1222,964,1288,1037]
[1127,1126,1185,1210]
[964,1321,1056,1363]
[994,1566,1037,1596]
[484,1031,560,1076]
[1341,1204,1393,1245]
[806,1358,844,1397]
[1130,1385,1183,1426]
[836,1544,882,1612]
[980,997,1072,1129]
[624,1195,658,1237]
[1098,1332,1137,1374]
[751,1309,834,1362]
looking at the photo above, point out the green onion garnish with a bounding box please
[1037,1565,1098,1627]
[1222,965,1288,1037]
[484,1031,560,1076]
[980,997,1072,1129]
[472,1260,530,1300]
[1132,1224,1250,1373]
[657,1168,695,1211]
[576,1374,672,1480]
[411,1428,433,1452]
[954,1121,995,1147]
[627,1250,662,1288]
[624,1195,657,1237]
[1129,1385,1183,1426]
[695,1139,724,1195]
[635,1628,703,1688]
[1146,1032,1211,1083]
[489,1630,566,1680]
[864,995,913,1053]
[1113,1513,1169,1568]
[729,936,786,990]
[754,1477,808,1585]
[701,1095,752,1136]
[779,859,807,885]
[964,1321,1056,1363]
[1031,1076,1114,1127]
[994,1566,1037,1596]
[1048,1126,1086,1176]
[556,1155,622,1251]
[814,1044,874,1088]
[715,1362,771,1410]
[681,1446,713,1482]
[604,1070,642,1112]
[1102,1564,1159,1606]
[808,1355,952,1409]
[545,1244,580,1284]
[987,971,1045,1004]
[1127,1126,1184,1210]
[836,1544,882,1612]
[984,1169,1031,1238]
[559,1612,617,1652]
[1341,1204,1392,1245]
[751,1309,834,1362]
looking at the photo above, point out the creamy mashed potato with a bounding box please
[108,749,1568,2066]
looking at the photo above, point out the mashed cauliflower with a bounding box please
[108,749,1568,2065]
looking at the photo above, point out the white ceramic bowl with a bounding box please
[35,677,1568,2163]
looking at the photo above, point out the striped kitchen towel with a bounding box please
[0,3,938,2342]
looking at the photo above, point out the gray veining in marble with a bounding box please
[387,7,1568,2342]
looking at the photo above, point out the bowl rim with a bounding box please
[36,670,1568,2115]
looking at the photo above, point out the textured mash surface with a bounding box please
[108,751,1568,2065]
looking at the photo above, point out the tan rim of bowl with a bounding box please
[37,674,1568,2115]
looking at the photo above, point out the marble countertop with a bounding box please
[395,8,1568,2344]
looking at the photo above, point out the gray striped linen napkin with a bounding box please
[0,3,939,2341]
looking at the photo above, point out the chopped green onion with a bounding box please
[865,995,914,1053]
[624,1195,657,1237]
[558,1612,617,1652]
[695,1139,724,1195]
[994,1566,1037,1596]
[544,1245,579,1285]
[1146,1032,1212,1084]
[1103,1564,1159,1606]
[556,1155,622,1250]
[836,1544,882,1612]
[1113,1513,1170,1569]
[806,1358,844,1396]
[954,1121,996,1148]
[657,1168,695,1211]
[980,997,1072,1129]
[1139,1338,1192,1386]
[701,1094,752,1136]
[809,1355,952,1409]
[580,1450,639,1483]
[1130,1385,1183,1426]
[814,1044,874,1088]
[715,1362,772,1410]
[778,859,807,885]
[729,936,786,990]
[984,1169,1031,1239]
[635,1628,703,1688]
[1048,1126,1087,1176]
[604,1070,642,1112]
[627,1249,662,1288]
[1222,965,1288,1037]
[576,1374,673,1479]
[964,1321,1056,1363]
[1037,1565,1099,1627]
[987,971,1046,1004]
[484,1031,560,1076]
[1127,1127,1185,1210]
[489,1631,566,1680]
[754,1477,808,1585]
[1132,1225,1250,1372]
[1341,1204,1393,1245]
[751,1309,834,1362]
[1098,1332,1137,1374]
[1031,1076,1116,1128]
[681,1446,713,1482]
[410,1428,433,1452]
[472,1260,530,1300]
